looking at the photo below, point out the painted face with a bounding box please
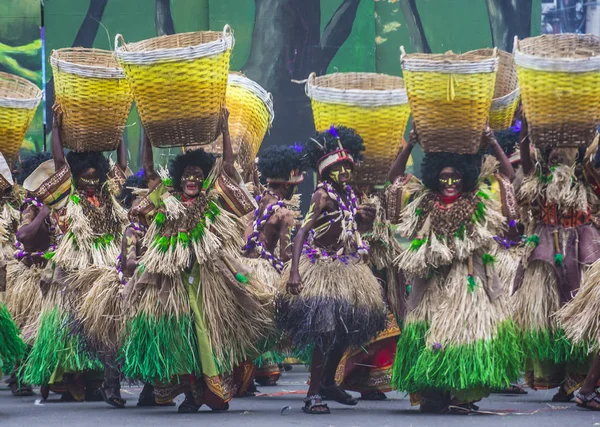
[77,168,101,193]
[328,162,353,184]
[438,167,463,198]
[181,165,204,198]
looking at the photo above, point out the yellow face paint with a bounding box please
[330,170,340,183]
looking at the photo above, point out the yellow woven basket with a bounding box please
[400,47,499,154]
[470,48,520,130]
[51,48,133,152]
[514,34,600,148]
[115,26,234,148]
[0,72,42,164]
[306,72,411,185]
[205,73,273,171]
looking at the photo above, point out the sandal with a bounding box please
[302,394,330,414]
[320,383,358,406]
[575,392,600,410]
[552,388,574,402]
[360,391,387,401]
[99,387,126,409]
[178,398,201,413]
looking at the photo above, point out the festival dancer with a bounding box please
[121,108,274,413]
[512,118,600,401]
[279,126,384,415]
[23,110,128,401]
[390,126,522,413]
[241,144,306,388]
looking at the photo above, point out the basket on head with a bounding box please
[514,34,600,148]
[51,48,133,153]
[470,48,520,130]
[400,47,499,154]
[305,72,411,185]
[205,73,273,172]
[115,26,234,148]
[0,72,42,165]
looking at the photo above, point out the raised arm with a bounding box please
[51,109,67,170]
[484,126,515,182]
[116,137,128,173]
[519,117,534,176]
[142,130,160,190]
[286,190,326,295]
[220,107,236,178]
[388,129,417,184]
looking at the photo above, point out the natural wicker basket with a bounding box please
[0,72,42,164]
[205,73,273,171]
[115,26,234,148]
[514,34,600,148]
[51,48,133,152]
[470,48,520,130]
[400,47,499,154]
[306,72,411,185]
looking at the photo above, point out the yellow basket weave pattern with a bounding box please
[471,48,520,130]
[51,48,133,152]
[515,34,600,147]
[0,72,42,164]
[400,48,499,154]
[206,74,273,171]
[306,72,411,185]
[115,27,234,148]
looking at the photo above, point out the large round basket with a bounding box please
[306,72,411,185]
[115,26,234,148]
[0,72,42,164]
[400,47,498,154]
[51,48,133,152]
[205,73,273,172]
[514,34,600,148]
[470,48,520,130]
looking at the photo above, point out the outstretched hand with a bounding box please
[286,271,303,296]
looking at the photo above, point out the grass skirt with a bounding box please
[513,261,591,365]
[0,302,25,372]
[392,261,522,393]
[5,261,43,343]
[277,254,386,353]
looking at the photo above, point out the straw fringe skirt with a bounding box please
[5,261,43,343]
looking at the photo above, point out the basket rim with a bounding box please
[400,46,499,74]
[0,71,43,109]
[228,73,274,126]
[115,26,234,65]
[514,34,600,72]
[491,87,520,109]
[305,72,408,107]
[50,48,125,79]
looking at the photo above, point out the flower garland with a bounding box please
[304,181,369,263]
[242,190,286,272]
[14,198,58,261]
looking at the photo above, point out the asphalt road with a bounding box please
[1,367,600,427]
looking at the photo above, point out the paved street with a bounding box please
[1,366,600,427]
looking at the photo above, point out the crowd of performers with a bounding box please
[2,103,600,415]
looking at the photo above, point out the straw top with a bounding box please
[50,48,125,79]
[401,47,499,74]
[228,73,274,127]
[0,71,43,109]
[306,72,408,107]
[0,152,13,191]
[514,34,600,72]
[115,25,234,65]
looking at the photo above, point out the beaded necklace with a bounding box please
[242,190,286,272]
[304,181,369,262]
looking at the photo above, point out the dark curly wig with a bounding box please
[490,128,519,158]
[421,152,482,193]
[303,125,365,174]
[119,170,148,209]
[257,144,307,183]
[17,151,52,185]
[66,151,110,183]
[168,148,216,192]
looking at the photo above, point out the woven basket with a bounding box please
[0,72,42,164]
[205,73,273,171]
[115,26,234,148]
[470,48,520,130]
[305,72,411,185]
[400,47,498,154]
[51,48,133,152]
[514,34,600,148]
